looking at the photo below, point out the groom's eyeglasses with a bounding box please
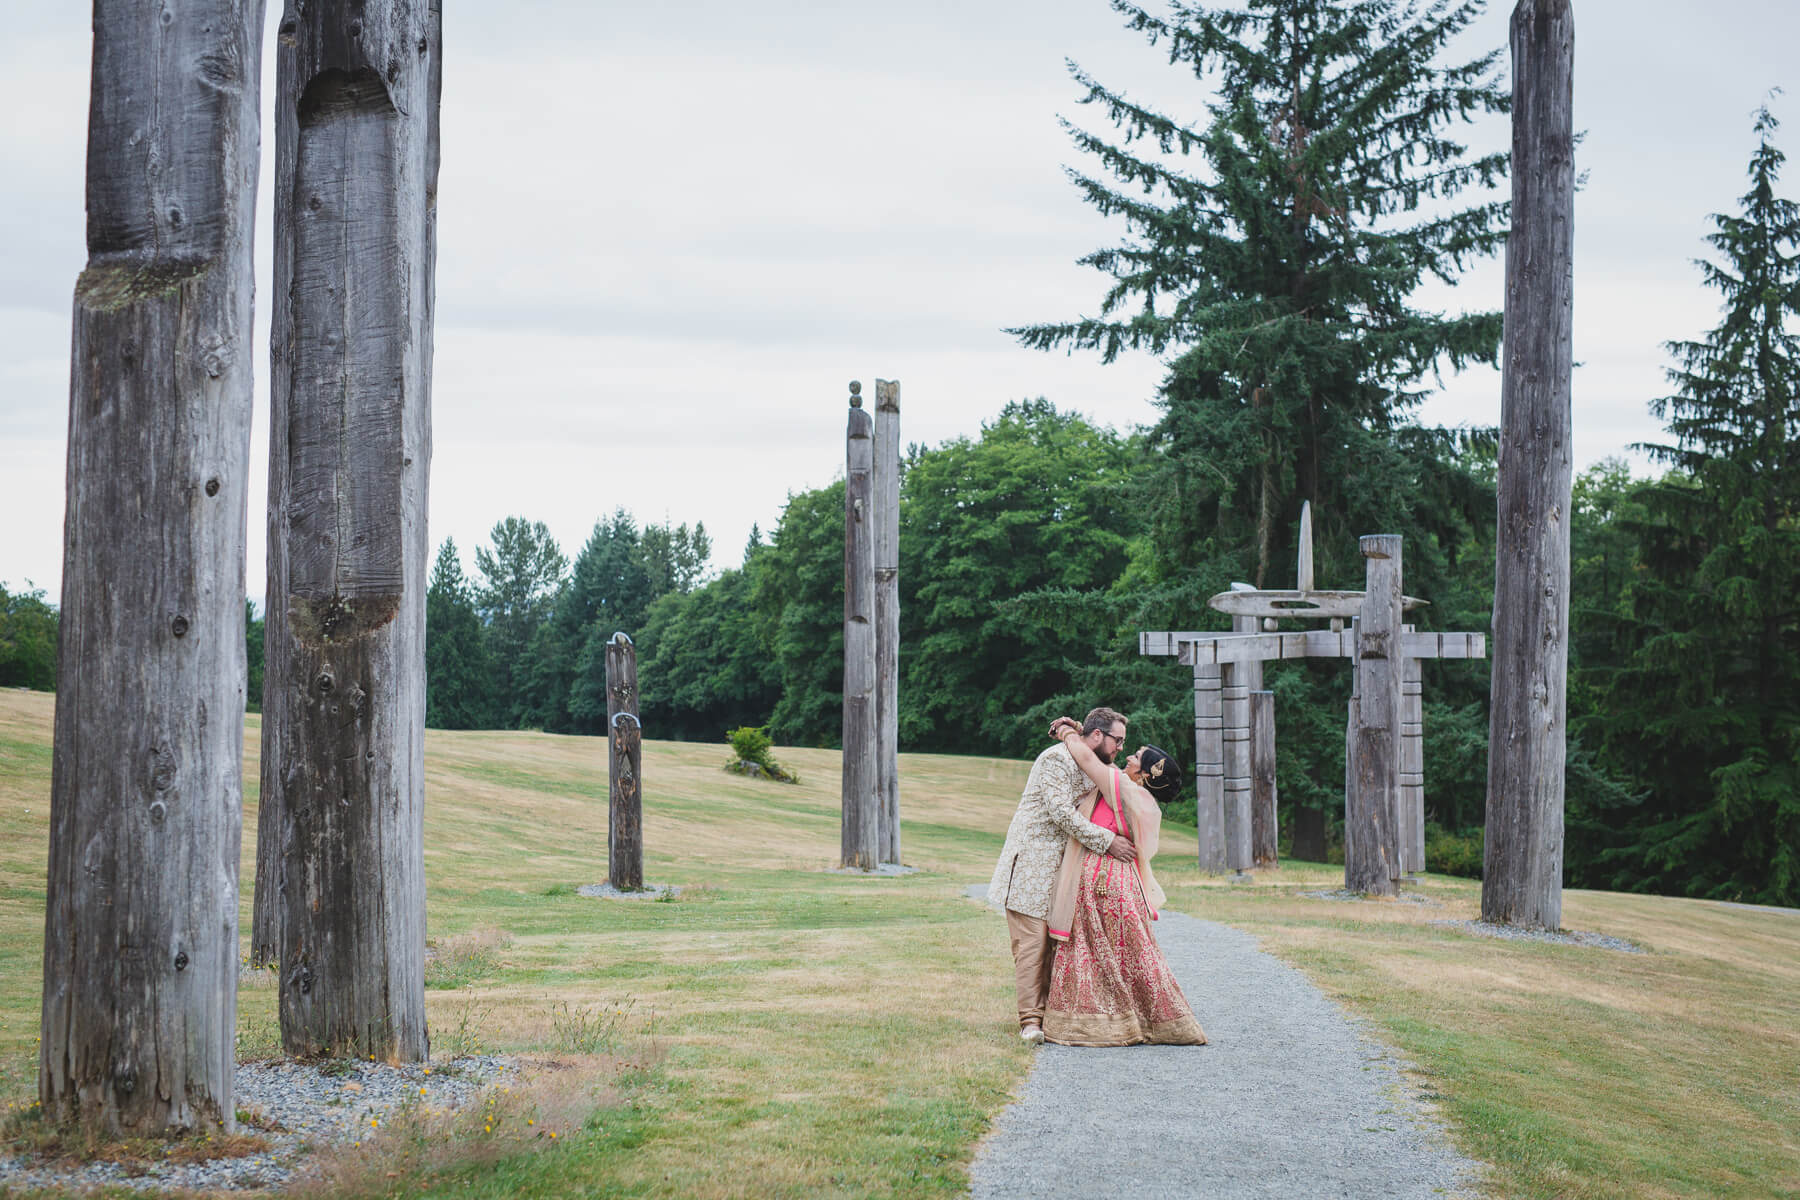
[1101,731,1126,748]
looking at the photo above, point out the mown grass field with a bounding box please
[2,687,1796,1198]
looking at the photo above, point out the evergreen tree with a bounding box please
[245,599,265,713]
[636,564,781,741]
[1599,107,1800,905]
[561,513,713,732]
[900,400,1139,755]
[473,518,566,726]
[425,539,494,729]
[0,582,58,692]
[640,520,712,598]
[754,482,846,747]
[1012,0,1510,589]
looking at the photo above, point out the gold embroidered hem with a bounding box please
[1043,1011,1207,1047]
[1042,850,1207,1049]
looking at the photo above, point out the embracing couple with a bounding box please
[986,707,1207,1048]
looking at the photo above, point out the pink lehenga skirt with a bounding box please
[1043,851,1207,1047]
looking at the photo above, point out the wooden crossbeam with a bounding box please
[1140,630,1486,662]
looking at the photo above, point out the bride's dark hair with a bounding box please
[1137,745,1182,804]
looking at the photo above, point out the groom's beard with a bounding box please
[1094,744,1115,764]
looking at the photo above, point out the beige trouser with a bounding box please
[1005,909,1056,1029]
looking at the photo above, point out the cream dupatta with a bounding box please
[1046,767,1166,941]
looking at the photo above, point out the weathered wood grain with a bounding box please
[609,714,643,892]
[840,387,879,870]
[1401,644,1426,875]
[1484,0,1574,930]
[1221,662,1253,872]
[606,633,642,890]
[1251,690,1278,869]
[257,0,441,1061]
[41,0,265,1135]
[873,379,901,866]
[1345,537,1403,896]
[1192,662,1226,873]
[1157,629,1485,665]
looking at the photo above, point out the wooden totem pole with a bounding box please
[257,0,442,1060]
[841,382,880,869]
[873,379,902,865]
[606,632,643,891]
[41,0,265,1134]
[1485,0,1574,930]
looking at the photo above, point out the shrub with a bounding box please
[724,726,796,783]
[1425,823,1484,879]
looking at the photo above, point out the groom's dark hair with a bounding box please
[1081,707,1127,736]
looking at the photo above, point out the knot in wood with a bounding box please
[118,1070,135,1095]
[149,801,166,825]
[204,477,221,497]
[170,614,189,637]
[174,950,189,972]
[316,671,335,694]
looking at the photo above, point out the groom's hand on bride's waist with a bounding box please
[1106,835,1136,861]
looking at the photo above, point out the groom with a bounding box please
[987,707,1137,1044]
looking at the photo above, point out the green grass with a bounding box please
[3,689,1798,1198]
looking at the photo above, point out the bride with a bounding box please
[1040,716,1207,1047]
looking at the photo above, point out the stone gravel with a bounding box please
[0,1055,515,1195]
[1432,919,1645,953]
[577,881,680,899]
[966,888,1482,1200]
[1298,888,1443,907]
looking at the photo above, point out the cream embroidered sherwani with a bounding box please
[987,742,1115,919]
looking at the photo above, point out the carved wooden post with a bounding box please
[1485,0,1574,930]
[258,0,441,1061]
[841,383,879,869]
[1400,637,1426,876]
[606,633,642,890]
[1250,690,1278,869]
[1226,609,1261,875]
[1221,661,1254,874]
[1345,536,1403,896]
[873,379,902,866]
[1193,659,1226,872]
[40,0,264,1135]
[609,716,643,891]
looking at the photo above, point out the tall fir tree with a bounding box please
[1599,106,1800,905]
[473,518,567,726]
[1012,0,1510,590]
[1009,0,1508,840]
[426,539,495,729]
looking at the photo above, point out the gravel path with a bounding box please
[965,888,1482,1200]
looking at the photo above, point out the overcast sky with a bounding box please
[3,1,1796,599]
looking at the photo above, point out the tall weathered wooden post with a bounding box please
[1193,662,1227,873]
[1485,0,1574,930]
[606,632,642,891]
[40,0,264,1134]
[841,382,880,869]
[873,379,902,866]
[257,0,442,1060]
[1250,690,1278,869]
[1345,536,1403,896]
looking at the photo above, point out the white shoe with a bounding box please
[1020,1024,1045,1045]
